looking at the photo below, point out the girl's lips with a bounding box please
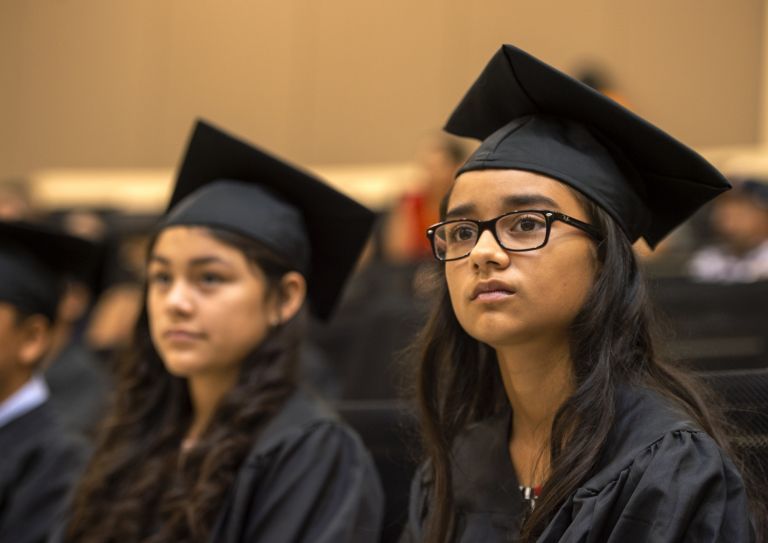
[474,289,514,302]
[470,280,517,300]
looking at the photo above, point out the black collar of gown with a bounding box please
[447,387,700,535]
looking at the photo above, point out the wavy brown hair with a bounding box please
[62,227,303,542]
[411,191,765,542]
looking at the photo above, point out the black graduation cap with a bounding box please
[161,120,375,320]
[445,44,731,247]
[0,221,98,321]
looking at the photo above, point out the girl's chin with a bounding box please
[463,321,527,346]
[160,353,242,382]
[161,356,210,378]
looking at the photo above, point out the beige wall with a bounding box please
[0,0,764,181]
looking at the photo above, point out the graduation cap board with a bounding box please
[445,44,731,248]
[161,120,375,320]
[0,221,98,321]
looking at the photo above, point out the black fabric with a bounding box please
[400,387,754,542]
[44,341,109,437]
[165,180,311,274]
[445,44,731,248]
[162,120,376,319]
[334,400,420,543]
[0,221,97,320]
[208,388,384,542]
[0,402,87,543]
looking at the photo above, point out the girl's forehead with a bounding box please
[448,169,586,215]
[151,226,242,261]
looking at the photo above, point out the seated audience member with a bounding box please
[574,62,632,109]
[39,209,111,438]
[55,120,384,543]
[383,134,469,262]
[688,179,768,282]
[400,44,760,543]
[0,178,35,221]
[44,277,109,438]
[0,221,96,543]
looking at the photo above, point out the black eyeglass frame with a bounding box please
[426,209,603,262]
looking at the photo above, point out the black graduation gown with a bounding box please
[400,386,754,542]
[209,388,384,542]
[0,401,87,543]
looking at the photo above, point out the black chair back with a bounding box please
[648,279,768,371]
[335,400,419,543]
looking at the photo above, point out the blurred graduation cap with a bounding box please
[445,44,731,248]
[161,120,375,320]
[0,221,99,321]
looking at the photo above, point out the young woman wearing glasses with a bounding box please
[55,120,384,543]
[400,45,762,543]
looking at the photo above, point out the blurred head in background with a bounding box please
[708,179,768,255]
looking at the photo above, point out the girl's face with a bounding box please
[444,169,599,350]
[147,226,280,380]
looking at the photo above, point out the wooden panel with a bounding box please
[0,0,763,182]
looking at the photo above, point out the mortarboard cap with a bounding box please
[0,221,99,321]
[445,44,731,248]
[161,120,375,320]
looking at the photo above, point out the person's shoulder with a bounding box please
[607,385,699,448]
[242,388,365,463]
[545,389,752,542]
[2,401,87,455]
[588,385,722,487]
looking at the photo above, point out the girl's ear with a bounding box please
[274,271,306,324]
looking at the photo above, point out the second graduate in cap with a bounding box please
[57,121,384,543]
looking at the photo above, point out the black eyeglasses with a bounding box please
[426,209,602,262]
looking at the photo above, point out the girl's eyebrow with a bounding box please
[148,255,170,265]
[147,255,234,268]
[445,194,560,219]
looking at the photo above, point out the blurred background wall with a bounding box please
[0,0,765,206]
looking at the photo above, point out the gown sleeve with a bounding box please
[545,429,755,543]
[237,420,384,543]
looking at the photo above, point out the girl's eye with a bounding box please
[509,214,546,233]
[199,272,225,285]
[449,224,477,243]
[148,271,172,285]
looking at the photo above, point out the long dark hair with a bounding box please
[63,226,303,542]
[412,191,763,542]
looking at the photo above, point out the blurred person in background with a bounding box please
[383,133,469,262]
[574,61,632,109]
[308,134,469,400]
[688,178,768,282]
[0,221,96,543]
[0,179,112,439]
[56,120,383,543]
[43,209,111,438]
[0,178,36,221]
[42,277,109,438]
[84,213,154,359]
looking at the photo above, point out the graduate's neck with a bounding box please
[495,337,574,442]
[0,369,34,405]
[185,371,239,444]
